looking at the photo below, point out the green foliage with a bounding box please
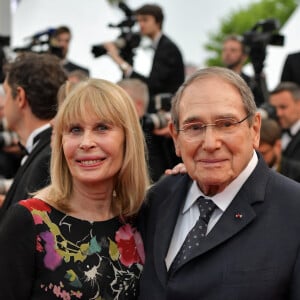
[204,0,298,66]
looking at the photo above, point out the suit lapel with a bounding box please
[22,127,52,168]
[1,127,52,211]
[172,155,270,274]
[153,175,191,285]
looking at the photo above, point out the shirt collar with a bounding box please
[290,119,300,136]
[152,32,162,50]
[25,123,51,153]
[183,150,258,213]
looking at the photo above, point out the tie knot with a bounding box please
[197,196,216,224]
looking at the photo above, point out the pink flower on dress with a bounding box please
[115,224,145,267]
[40,231,62,270]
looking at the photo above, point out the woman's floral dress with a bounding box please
[0,198,144,300]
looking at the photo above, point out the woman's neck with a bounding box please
[68,182,115,221]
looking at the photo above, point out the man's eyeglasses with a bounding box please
[177,114,251,140]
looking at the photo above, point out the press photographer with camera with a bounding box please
[118,78,180,182]
[104,3,185,114]
[222,34,266,107]
[51,26,90,77]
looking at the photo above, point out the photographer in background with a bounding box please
[118,78,180,182]
[52,26,90,77]
[104,3,185,113]
[222,34,264,107]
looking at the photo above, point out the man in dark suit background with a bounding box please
[259,117,300,182]
[118,78,177,182]
[0,52,67,220]
[139,67,300,299]
[269,81,300,162]
[105,4,183,174]
[52,26,90,77]
[281,51,300,86]
[222,34,265,106]
[104,3,185,113]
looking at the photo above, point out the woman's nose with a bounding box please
[79,131,96,149]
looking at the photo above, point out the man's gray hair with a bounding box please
[171,66,257,129]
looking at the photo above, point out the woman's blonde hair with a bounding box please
[46,78,150,217]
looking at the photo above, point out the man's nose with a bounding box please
[201,126,221,151]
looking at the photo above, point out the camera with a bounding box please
[13,28,64,58]
[142,93,173,131]
[91,2,141,65]
[243,18,284,75]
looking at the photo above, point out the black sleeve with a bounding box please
[0,204,36,300]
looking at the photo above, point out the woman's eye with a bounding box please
[70,126,82,134]
[97,124,110,131]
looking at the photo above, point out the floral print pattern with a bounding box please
[19,198,144,299]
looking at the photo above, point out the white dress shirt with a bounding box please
[165,151,258,270]
[21,123,51,165]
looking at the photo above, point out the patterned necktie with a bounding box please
[169,196,217,273]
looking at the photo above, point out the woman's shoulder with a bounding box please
[18,198,54,214]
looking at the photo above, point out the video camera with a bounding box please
[243,18,284,75]
[91,2,141,65]
[13,28,64,58]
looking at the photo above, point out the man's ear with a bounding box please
[169,121,181,157]
[252,112,261,150]
[16,86,27,108]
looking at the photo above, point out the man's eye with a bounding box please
[216,119,236,128]
[185,123,204,131]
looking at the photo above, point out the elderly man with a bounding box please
[139,67,300,299]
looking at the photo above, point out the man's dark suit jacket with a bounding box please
[130,34,185,113]
[0,127,52,221]
[139,155,300,299]
[241,72,265,107]
[283,130,300,162]
[63,61,90,77]
[281,52,300,86]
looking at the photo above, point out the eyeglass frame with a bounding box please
[176,113,252,138]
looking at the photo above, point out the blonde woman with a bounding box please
[0,79,150,299]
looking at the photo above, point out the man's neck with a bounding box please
[230,65,243,75]
[149,30,162,41]
[17,119,51,146]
